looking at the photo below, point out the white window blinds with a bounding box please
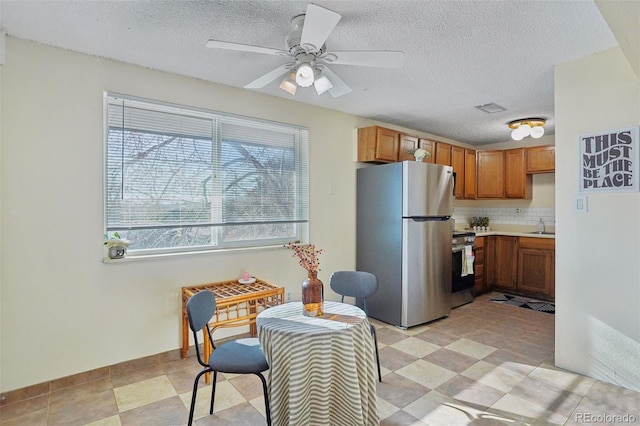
[105,94,309,254]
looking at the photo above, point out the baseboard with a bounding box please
[0,345,196,407]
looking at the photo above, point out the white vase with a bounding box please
[415,156,424,162]
[108,245,127,259]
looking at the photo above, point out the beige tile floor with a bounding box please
[2,292,640,425]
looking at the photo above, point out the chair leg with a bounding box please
[188,369,210,426]
[370,325,382,382]
[209,371,218,414]
[255,372,272,426]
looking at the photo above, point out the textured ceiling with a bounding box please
[0,0,619,145]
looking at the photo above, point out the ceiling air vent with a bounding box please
[475,103,506,114]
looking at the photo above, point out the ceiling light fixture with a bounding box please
[313,70,333,95]
[279,72,297,95]
[295,62,315,87]
[508,118,546,140]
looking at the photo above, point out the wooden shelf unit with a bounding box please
[181,278,285,359]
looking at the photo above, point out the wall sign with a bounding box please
[579,126,640,193]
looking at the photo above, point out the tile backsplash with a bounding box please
[452,207,555,229]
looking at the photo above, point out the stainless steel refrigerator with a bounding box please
[356,161,453,328]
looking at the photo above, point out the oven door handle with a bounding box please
[452,245,465,253]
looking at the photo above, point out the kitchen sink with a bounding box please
[528,231,555,235]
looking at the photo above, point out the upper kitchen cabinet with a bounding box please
[477,148,532,199]
[476,150,505,198]
[451,146,465,199]
[464,149,477,199]
[505,148,532,199]
[357,126,400,163]
[398,134,419,162]
[435,142,452,165]
[450,146,477,199]
[418,139,435,163]
[526,145,555,173]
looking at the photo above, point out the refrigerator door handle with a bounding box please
[406,216,451,222]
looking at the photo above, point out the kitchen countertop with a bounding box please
[461,230,555,239]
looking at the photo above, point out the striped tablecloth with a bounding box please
[256,301,379,426]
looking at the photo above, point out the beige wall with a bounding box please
[0,38,375,392]
[555,47,640,392]
[0,37,558,392]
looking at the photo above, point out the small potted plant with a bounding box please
[104,232,130,259]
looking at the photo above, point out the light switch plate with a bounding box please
[573,194,588,213]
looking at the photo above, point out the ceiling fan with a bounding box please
[205,3,404,98]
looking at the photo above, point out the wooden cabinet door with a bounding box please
[375,127,399,162]
[517,237,555,300]
[451,146,465,199]
[357,126,399,163]
[476,150,505,198]
[473,237,486,295]
[485,236,495,286]
[527,145,555,173]
[494,236,517,289]
[435,142,451,165]
[418,139,435,163]
[505,148,532,199]
[464,149,476,199]
[398,134,419,161]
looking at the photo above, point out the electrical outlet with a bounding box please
[515,208,522,215]
[286,291,291,302]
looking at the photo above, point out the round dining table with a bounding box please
[256,300,379,426]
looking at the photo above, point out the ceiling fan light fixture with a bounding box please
[296,63,315,87]
[508,118,546,140]
[279,72,297,95]
[314,73,333,95]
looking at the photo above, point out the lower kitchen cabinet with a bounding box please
[473,237,487,295]
[493,236,517,289]
[517,237,555,300]
[488,235,555,301]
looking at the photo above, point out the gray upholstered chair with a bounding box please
[186,290,271,425]
[329,270,382,382]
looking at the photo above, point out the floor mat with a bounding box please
[490,293,555,314]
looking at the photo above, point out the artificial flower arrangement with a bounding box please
[409,148,430,161]
[284,242,324,274]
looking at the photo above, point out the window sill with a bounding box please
[101,244,283,264]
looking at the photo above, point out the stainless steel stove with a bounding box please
[451,231,476,308]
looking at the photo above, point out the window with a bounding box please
[105,93,309,255]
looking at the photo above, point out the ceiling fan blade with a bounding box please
[322,67,352,98]
[299,4,341,52]
[205,39,284,56]
[244,64,291,89]
[329,51,404,68]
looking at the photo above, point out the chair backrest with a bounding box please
[186,291,217,366]
[329,271,378,313]
[187,290,217,332]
